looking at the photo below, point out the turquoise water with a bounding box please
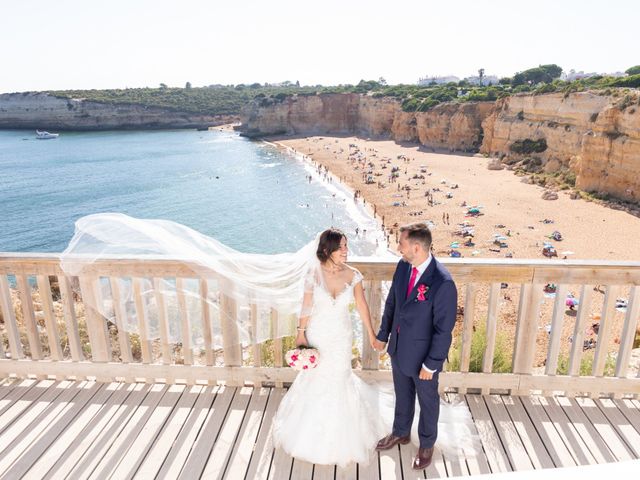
[0,129,381,254]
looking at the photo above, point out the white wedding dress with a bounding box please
[272,269,479,467]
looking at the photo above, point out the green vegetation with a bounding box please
[42,64,640,117]
[556,351,616,377]
[510,138,548,154]
[447,321,512,373]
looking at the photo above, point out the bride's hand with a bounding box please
[296,331,308,347]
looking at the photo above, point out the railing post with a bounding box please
[0,274,23,360]
[362,280,382,371]
[78,276,111,363]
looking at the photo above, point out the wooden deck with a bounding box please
[1,379,639,479]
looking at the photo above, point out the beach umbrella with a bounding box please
[566,296,579,307]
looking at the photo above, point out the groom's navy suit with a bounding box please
[376,257,458,448]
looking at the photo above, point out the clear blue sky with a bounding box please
[1,0,637,93]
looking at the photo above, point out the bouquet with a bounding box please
[285,345,320,370]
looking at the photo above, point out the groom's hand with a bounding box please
[419,367,434,381]
[373,339,386,352]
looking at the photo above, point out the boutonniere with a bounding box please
[417,284,429,301]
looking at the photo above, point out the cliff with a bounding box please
[0,92,237,130]
[241,91,640,204]
[240,93,493,153]
[480,91,640,203]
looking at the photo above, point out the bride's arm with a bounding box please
[296,290,313,346]
[353,282,376,345]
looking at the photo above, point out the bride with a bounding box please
[60,214,477,469]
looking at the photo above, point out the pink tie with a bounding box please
[406,266,419,299]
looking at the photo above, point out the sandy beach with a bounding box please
[276,135,640,370]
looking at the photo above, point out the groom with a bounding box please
[373,222,458,470]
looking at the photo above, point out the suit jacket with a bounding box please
[376,257,458,377]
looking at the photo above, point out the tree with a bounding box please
[625,65,640,76]
[378,76,387,86]
[478,68,485,86]
[159,83,168,89]
[296,80,300,87]
[185,82,192,89]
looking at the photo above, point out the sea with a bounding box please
[0,129,385,256]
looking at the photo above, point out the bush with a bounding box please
[556,351,616,376]
[447,321,512,373]
[510,138,548,154]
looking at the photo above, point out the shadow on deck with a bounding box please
[1,379,639,479]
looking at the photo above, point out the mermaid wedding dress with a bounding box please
[271,269,479,467]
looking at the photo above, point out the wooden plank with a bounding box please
[199,386,253,479]
[595,398,640,457]
[63,383,155,478]
[133,277,152,363]
[109,277,133,363]
[107,384,185,479]
[59,275,83,361]
[267,445,293,480]
[460,283,478,375]
[357,451,380,479]
[362,279,382,371]
[448,393,491,476]
[0,379,58,436]
[176,278,193,365]
[399,442,429,479]
[177,386,237,478]
[20,382,120,478]
[556,396,616,463]
[199,279,214,366]
[465,394,511,473]
[2,381,103,479]
[312,464,335,480]
[613,398,640,435]
[615,286,640,378]
[78,276,111,362]
[592,285,619,378]
[36,275,63,360]
[545,283,569,375]
[483,395,534,471]
[0,379,39,421]
[499,395,555,469]
[0,380,83,475]
[519,396,577,467]
[153,277,172,364]
[335,463,357,480]
[153,385,217,479]
[245,388,285,480]
[568,285,594,376]
[16,274,42,360]
[81,383,170,478]
[0,275,23,359]
[289,458,313,479]
[224,387,271,479]
[573,397,634,461]
[40,382,137,479]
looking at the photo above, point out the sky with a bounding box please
[1,0,638,93]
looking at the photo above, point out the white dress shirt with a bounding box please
[410,255,437,374]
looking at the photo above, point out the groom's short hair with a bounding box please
[399,223,432,251]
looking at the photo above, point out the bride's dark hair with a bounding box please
[316,228,346,263]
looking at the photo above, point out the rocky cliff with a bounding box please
[480,91,640,203]
[240,93,493,153]
[241,91,640,204]
[0,92,237,130]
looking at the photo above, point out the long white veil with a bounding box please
[60,213,321,349]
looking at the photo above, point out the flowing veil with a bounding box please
[60,213,322,349]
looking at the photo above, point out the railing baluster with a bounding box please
[59,276,83,361]
[513,283,543,393]
[199,279,214,366]
[545,284,569,376]
[568,285,594,377]
[16,274,41,360]
[176,278,193,365]
[272,308,283,388]
[362,279,382,371]
[133,277,152,363]
[250,302,262,387]
[460,283,477,378]
[481,282,501,395]
[109,277,132,363]
[592,285,619,379]
[0,274,23,359]
[615,286,640,379]
[36,275,63,360]
[153,278,172,364]
[220,290,242,368]
[78,276,111,362]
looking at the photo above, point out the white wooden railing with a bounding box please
[0,253,638,398]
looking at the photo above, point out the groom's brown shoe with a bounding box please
[412,446,434,470]
[375,433,411,451]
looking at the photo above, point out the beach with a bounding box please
[276,135,640,370]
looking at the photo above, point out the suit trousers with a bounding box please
[390,355,440,449]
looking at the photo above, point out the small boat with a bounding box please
[36,130,59,139]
